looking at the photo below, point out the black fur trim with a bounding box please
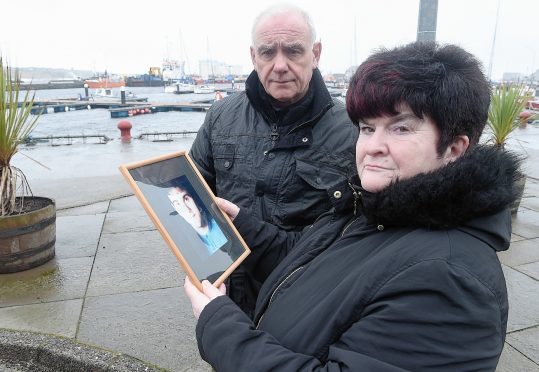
[359,145,524,229]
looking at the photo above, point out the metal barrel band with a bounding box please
[0,239,56,263]
[0,215,56,239]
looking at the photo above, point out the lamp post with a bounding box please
[416,0,438,42]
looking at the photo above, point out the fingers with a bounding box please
[215,197,240,220]
[184,276,200,299]
[202,280,226,300]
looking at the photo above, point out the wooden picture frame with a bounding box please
[119,151,250,290]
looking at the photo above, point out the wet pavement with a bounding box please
[1,126,539,371]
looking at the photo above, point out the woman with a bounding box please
[184,42,521,371]
[167,176,227,255]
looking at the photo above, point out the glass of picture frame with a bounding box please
[119,151,250,290]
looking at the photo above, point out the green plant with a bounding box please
[0,57,41,216]
[487,83,536,146]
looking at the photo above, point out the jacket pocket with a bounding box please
[214,143,238,172]
[279,158,346,226]
[212,142,253,199]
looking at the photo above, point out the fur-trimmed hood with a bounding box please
[358,145,523,232]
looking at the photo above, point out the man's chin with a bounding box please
[269,91,300,106]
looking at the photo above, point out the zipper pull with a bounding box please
[347,182,360,216]
[270,123,279,142]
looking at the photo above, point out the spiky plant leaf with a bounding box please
[0,57,42,215]
[487,84,535,146]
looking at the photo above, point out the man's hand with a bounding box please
[184,276,226,320]
[215,197,240,220]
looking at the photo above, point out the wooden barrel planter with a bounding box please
[0,197,56,273]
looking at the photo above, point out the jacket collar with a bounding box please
[356,145,522,251]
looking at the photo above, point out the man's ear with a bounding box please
[250,46,257,70]
[312,41,321,68]
[443,135,470,164]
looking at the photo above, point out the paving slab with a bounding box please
[31,175,132,210]
[497,342,539,372]
[511,208,539,239]
[55,214,105,258]
[503,265,539,332]
[0,257,93,307]
[498,238,539,267]
[521,196,539,212]
[0,299,82,337]
[77,287,210,372]
[102,209,154,235]
[108,195,139,213]
[511,233,528,242]
[506,326,539,366]
[57,200,110,217]
[523,178,539,197]
[515,261,539,281]
[86,230,183,297]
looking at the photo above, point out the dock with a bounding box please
[28,99,213,118]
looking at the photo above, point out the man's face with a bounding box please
[250,12,321,106]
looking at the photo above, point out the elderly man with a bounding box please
[189,4,357,317]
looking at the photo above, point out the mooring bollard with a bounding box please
[117,119,132,143]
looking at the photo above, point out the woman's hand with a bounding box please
[184,276,226,319]
[215,197,240,220]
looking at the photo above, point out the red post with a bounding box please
[117,120,132,143]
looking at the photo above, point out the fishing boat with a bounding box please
[84,76,125,89]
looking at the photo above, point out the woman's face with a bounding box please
[168,188,203,229]
[356,104,454,193]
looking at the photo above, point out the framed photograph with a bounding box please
[119,151,250,290]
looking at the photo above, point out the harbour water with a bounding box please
[12,86,221,207]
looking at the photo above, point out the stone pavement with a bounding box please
[1,127,539,371]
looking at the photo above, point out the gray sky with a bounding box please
[1,0,537,80]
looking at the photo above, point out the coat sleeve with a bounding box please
[233,208,305,283]
[196,260,505,371]
[189,106,217,192]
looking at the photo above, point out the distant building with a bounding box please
[502,72,524,82]
[199,60,242,79]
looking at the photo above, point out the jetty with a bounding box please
[28,99,213,118]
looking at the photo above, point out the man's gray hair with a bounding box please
[251,4,317,46]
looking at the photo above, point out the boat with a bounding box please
[84,76,125,89]
[126,75,165,87]
[92,88,148,102]
[164,82,195,94]
[194,85,215,94]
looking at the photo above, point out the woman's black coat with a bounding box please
[195,146,521,371]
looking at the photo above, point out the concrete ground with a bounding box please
[1,126,539,371]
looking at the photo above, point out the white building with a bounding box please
[199,60,242,79]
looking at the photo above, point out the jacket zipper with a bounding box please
[285,103,333,136]
[270,122,279,143]
[341,217,358,237]
[256,266,304,329]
